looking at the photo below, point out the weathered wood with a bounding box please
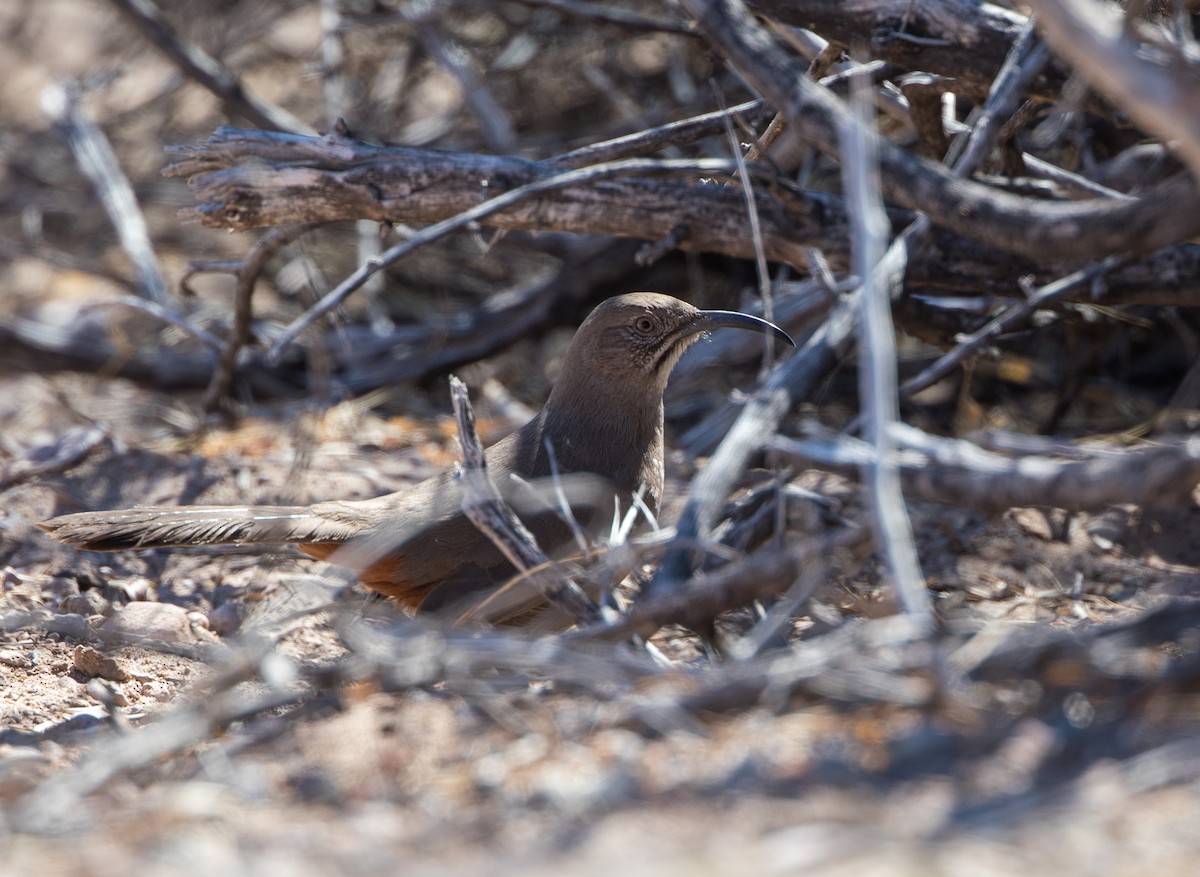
[165,128,1200,308]
[682,0,1200,261]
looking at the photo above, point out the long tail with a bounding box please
[39,505,354,552]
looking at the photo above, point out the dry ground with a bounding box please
[4,366,1200,877]
[3,2,1200,875]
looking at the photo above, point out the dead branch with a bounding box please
[899,256,1125,397]
[0,239,643,397]
[43,82,170,306]
[654,211,925,593]
[0,311,299,392]
[505,0,697,35]
[744,0,1109,109]
[942,19,1048,174]
[161,129,1200,323]
[264,155,776,356]
[680,0,1200,260]
[651,291,861,594]
[572,526,869,644]
[400,5,516,152]
[450,376,599,625]
[768,425,1200,513]
[106,0,314,135]
[626,615,937,725]
[195,224,320,411]
[1024,0,1200,182]
[841,71,931,631]
[550,98,766,166]
[166,127,832,269]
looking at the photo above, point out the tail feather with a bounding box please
[39,505,354,552]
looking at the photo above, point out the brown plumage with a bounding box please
[40,293,792,614]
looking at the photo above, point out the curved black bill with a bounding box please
[697,310,795,347]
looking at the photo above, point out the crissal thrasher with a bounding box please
[41,293,793,614]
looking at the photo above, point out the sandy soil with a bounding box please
[3,2,1200,875]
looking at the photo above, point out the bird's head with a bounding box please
[561,292,794,391]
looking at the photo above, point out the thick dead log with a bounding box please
[166,128,836,270]
[165,128,1200,308]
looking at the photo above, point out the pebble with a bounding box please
[104,577,152,605]
[0,649,28,669]
[100,601,197,644]
[73,645,130,681]
[185,610,209,630]
[42,576,80,600]
[207,602,245,637]
[140,680,174,702]
[60,590,112,618]
[48,613,89,641]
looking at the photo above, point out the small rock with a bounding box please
[73,645,130,681]
[71,566,107,591]
[48,613,89,641]
[61,590,112,618]
[186,610,209,630]
[140,680,174,702]
[104,577,151,605]
[208,601,245,637]
[1086,507,1133,552]
[42,576,80,601]
[0,649,28,669]
[288,769,342,805]
[100,601,197,644]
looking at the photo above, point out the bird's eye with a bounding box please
[635,316,655,333]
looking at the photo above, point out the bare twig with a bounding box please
[333,239,639,390]
[106,0,314,135]
[943,18,1049,173]
[199,224,320,411]
[899,256,1125,397]
[746,0,1073,104]
[264,155,772,359]
[401,6,516,152]
[550,99,765,167]
[714,83,774,355]
[658,209,923,596]
[677,0,1092,466]
[318,0,348,128]
[449,376,599,625]
[167,127,1200,302]
[651,293,861,595]
[101,296,223,354]
[41,82,169,305]
[840,68,932,633]
[896,72,954,159]
[1008,150,1135,201]
[768,425,1200,513]
[0,310,303,392]
[572,527,869,644]
[1024,0,1200,181]
[505,0,697,35]
[680,0,1200,258]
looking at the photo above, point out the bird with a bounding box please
[40,293,793,617]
